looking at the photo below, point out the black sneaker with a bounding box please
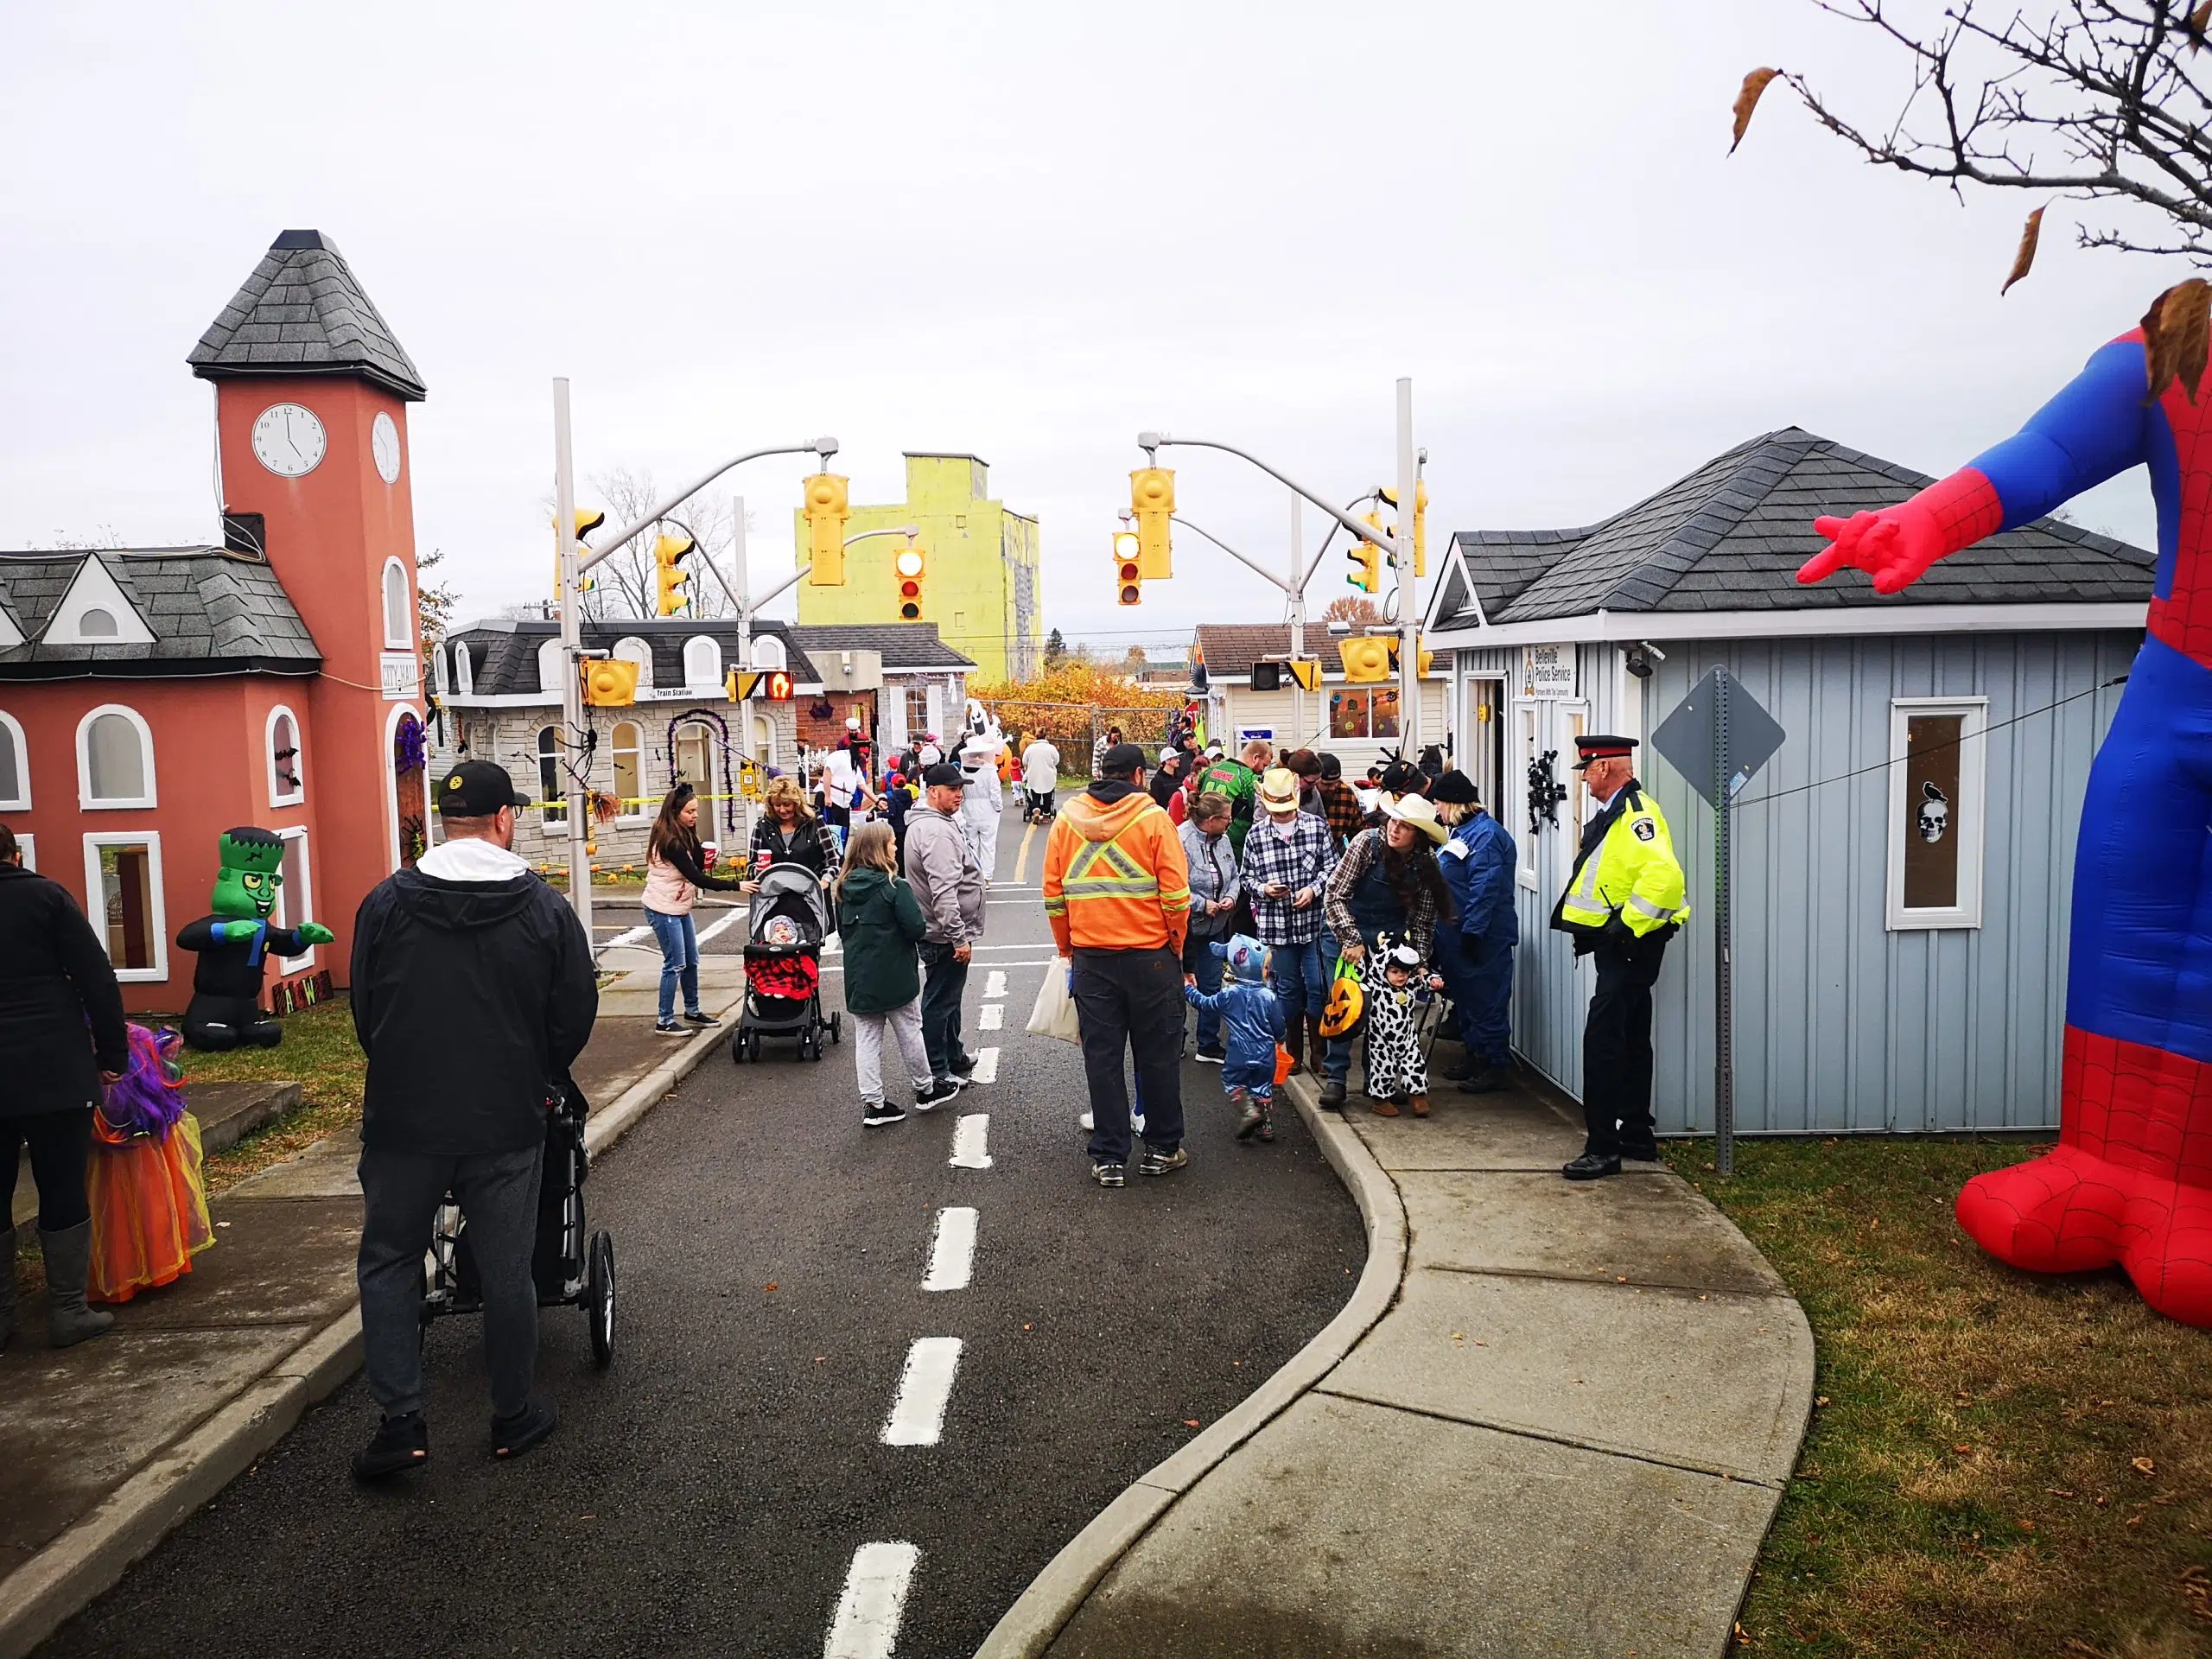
[490,1398,558,1460]
[351,1412,429,1483]
[1619,1139,1662,1162]
[681,1009,715,1027]
[654,1019,684,1036]
[1562,1152,1623,1181]
[863,1102,908,1128]
[1092,1160,1126,1188]
[1318,1078,1347,1110]
[913,1080,959,1112]
[1139,1146,1190,1178]
[1195,1045,1226,1065]
[950,1058,980,1087]
[1458,1067,1510,1095]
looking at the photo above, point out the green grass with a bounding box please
[157,999,366,1196]
[1664,1136,2212,1658]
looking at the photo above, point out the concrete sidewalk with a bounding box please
[984,1073,1815,1659]
[0,959,746,1659]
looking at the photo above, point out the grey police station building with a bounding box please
[1425,429,2151,1137]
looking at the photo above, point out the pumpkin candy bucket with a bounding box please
[1318,955,1365,1038]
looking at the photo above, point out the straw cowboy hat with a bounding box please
[1380,792,1448,846]
[1257,767,1301,810]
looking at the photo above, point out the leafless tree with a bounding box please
[1323,594,1385,626]
[1743,2,2212,264]
[543,467,743,622]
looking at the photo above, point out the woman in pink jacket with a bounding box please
[644,784,745,1034]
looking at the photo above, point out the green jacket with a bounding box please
[834,867,928,1014]
[1195,757,1258,854]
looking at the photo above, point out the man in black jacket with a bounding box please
[348,762,598,1480]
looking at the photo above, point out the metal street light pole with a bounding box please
[1395,377,1421,757]
[1288,495,1307,747]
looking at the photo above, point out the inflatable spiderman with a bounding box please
[1801,314,2212,1325]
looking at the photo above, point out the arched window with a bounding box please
[613,635,654,690]
[77,704,156,810]
[612,721,643,818]
[78,607,118,638]
[683,634,721,690]
[0,711,28,811]
[266,705,303,806]
[431,639,450,696]
[453,640,474,696]
[381,559,411,648]
[750,635,786,671]
[537,639,566,695]
[537,726,566,825]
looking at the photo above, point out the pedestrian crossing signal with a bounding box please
[725,669,795,701]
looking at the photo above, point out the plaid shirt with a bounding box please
[1323,826,1439,962]
[1238,811,1338,945]
[1318,779,1364,849]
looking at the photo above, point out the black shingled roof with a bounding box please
[448,617,974,697]
[789,623,973,670]
[189,230,425,402]
[0,549,321,678]
[1434,428,2155,628]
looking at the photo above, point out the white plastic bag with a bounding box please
[1027,961,1082,1045]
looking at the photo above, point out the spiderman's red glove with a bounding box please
[1797,468,2003,595]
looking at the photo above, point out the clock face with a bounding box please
[251,403,327,478]
[372,411,402,484]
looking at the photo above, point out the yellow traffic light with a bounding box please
[894,540,926,621]
[553,507,606,597]
[1340,635,1392,683]
[1113,528,1142,606]
[653,531,695,616]
[1378,484,1428,577]
[582,658,639,707]
[1287,658,1323,693]
[1130,467,1173,579]
[1385,639,1436,677]
[1346,523,1382,594]
[804,474,850,585]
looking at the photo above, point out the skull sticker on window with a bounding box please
[1916,780,1950,844]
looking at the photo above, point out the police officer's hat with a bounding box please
[1570,734,1637,771]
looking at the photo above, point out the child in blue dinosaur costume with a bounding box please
[175,827,333,1051]
[1185,932,1287,1142]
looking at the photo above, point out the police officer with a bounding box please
[1550,735,1688,1180]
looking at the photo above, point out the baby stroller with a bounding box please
[419,1081,614,1368]
[731,863,842,1064]
[1021,785,1056,823]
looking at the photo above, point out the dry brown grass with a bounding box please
[1667,1136,2212,1656]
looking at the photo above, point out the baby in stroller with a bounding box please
[732,865,841,1063]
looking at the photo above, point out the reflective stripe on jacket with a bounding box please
[1043,783,1192,954]
[1550,783,1689,943]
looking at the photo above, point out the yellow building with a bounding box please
[794,452,1041,682]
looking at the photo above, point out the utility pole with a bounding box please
[732,493,753,855]
[1395,377,1421,756]
[551,378,592,940]
[1287,493,1306,747]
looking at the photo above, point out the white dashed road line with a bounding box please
[982,970,1007,999]
[949,1114,992,1169]
[881,1338,963,1446]
[969,1047,1001,1084]
[978,1003,1003,1031]
[921,1207,978,1292]
[823,1541,920,1659]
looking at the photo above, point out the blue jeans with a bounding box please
[1183,931,1224,1049]
[646,908,699,1021]
[1437,927,1515,1069]
[1267,935,1351,1081]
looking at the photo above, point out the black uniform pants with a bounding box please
[1072,946,1186,1165]
[1581,933,1668,1156]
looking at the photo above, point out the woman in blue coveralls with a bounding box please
[1430,770,1517,1093]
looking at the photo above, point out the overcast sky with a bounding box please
[2,3,2177,665]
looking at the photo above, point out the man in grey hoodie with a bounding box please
[902,762,988,1092]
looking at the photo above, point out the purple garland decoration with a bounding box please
[393,712,427,774]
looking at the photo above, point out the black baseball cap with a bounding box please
[1100,741,1147,776]
[436,760,531,817]
[922,762,967,789]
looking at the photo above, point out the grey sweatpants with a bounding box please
[358,1141,543,1422]
[852,995,932,1104]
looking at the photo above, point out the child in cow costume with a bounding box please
[1802,299,2212,1325]
[175,827,333,1051]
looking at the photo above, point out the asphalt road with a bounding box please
[41,795,1364,1659]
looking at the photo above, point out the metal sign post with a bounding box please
[1650,666,1786,1178]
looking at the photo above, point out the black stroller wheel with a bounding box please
[747,1031,762,1062]
[830,1014,842,1045]
[586,1230,615,1368]
[731,1027,747,1065]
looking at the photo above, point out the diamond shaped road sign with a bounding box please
[1650,666,1787,809]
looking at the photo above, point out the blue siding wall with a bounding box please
[1481,631,2138,1134]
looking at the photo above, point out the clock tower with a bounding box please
[190,229,430,968]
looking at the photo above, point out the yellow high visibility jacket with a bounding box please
[1550,781,1689,945]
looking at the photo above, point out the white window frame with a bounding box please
[15,833,33,872]
[272,826,316,972]
[76,702,157,810]
[750,635,786,671]
[431,638,450,696]
[0,709,29,810]
[266,702,305,807]
[613,635,654,691]
[1512,699,1541,891]
[683,634,721,690]
[1885,696,1988,931]
[537,725,568,826]
[537,639,567,695]
[381,557,412,649]
[454,640,475,696]
[1554,698,1592,899]
[81,830,167,982]
[610,721,648,823]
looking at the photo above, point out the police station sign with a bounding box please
[1522,644,1576,700]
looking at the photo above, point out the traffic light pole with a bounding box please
[1170,511,1315,747]
[1395,377,1421,757]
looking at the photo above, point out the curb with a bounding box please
[0,1017,734,1659]
[973,1074,1409,1659]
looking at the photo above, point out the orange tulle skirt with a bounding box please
[87,1113,213,1305]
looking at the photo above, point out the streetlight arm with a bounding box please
[577,437,837,575]
[1142,435,1397,553]
[746,526,918,613]
[1169,515,1291,594]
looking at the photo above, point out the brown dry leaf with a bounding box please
[2192,1,2212,50]
[2001,207,2045,296]
[1182,1419,1201,1428]
[764,1281,779,1293]
[1731,68,1781,154]
[2133,1455,2158,1475]
[2143,279,2212,404]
